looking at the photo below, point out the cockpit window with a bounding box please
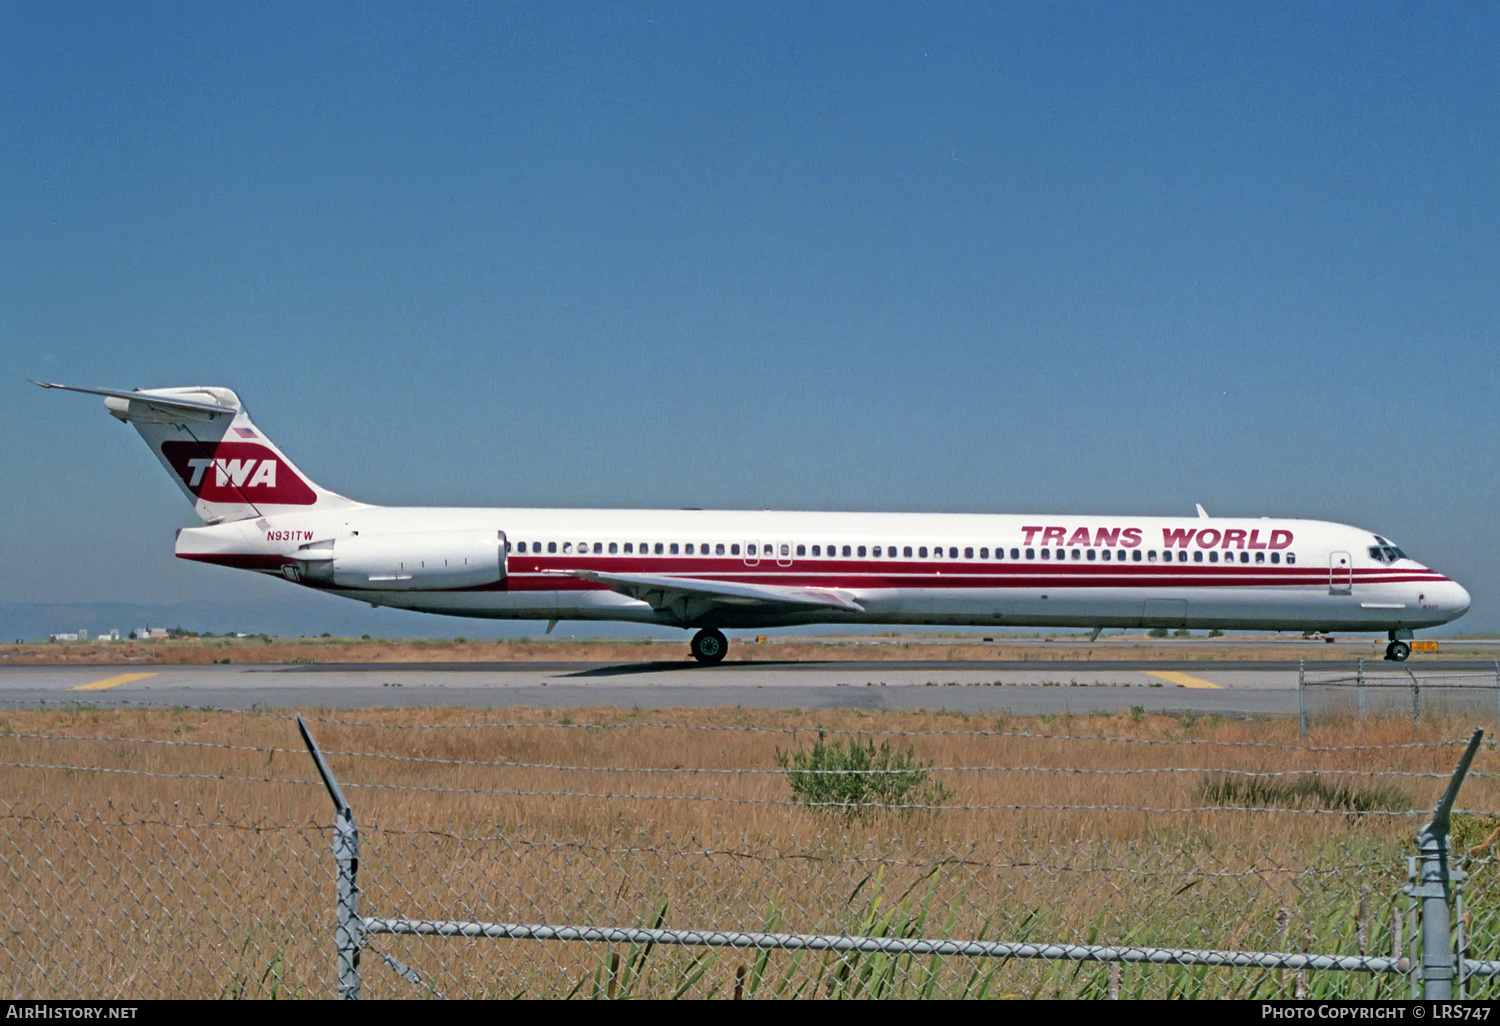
[1369,546,1407,564]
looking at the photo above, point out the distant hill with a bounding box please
[0,598,513,641]
[0,599,681,642]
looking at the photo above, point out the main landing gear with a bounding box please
[690,628,729,664]
[1385,630,1412,662]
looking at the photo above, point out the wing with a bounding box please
[545,569,863,623]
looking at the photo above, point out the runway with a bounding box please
[1,658,1488,716]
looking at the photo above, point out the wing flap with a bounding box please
[545,569,863,616]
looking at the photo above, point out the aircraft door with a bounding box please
[1329,551,1351,595]
[498,530,509,581]
[743,541,761,567]
[776,540,793,567]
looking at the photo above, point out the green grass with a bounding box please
[1200,774,1413,813]
[775,731,952,812]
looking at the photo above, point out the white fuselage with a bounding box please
[176,507,1471,634]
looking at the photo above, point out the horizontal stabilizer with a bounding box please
[32,381,238,421]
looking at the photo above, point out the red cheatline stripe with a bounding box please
[176,552,1451,593]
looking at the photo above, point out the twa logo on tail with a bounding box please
[160,441,317,505]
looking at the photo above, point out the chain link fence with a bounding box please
[2,699,1499,999]
[1301,661,1500,730]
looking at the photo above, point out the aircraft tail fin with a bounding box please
[36,382,364,523]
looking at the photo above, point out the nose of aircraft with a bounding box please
[1438,579,1472,621]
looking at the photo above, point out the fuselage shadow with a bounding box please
[561,660,834,678]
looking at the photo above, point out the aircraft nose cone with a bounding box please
[1427,579,1472,621]
[1448,580,1472,618]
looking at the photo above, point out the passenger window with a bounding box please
[796,544,805,556]
[609,542,618,554]
[1071,549,1081,560]
[1011,548,1020,559]
[1194,551,1203,563]
[1086,549,1096,561]
[716,543,725,555]
[949,547,958,559]
[562,542,573,554]
[1271,552,1280,564]
[964,547,974,559]
[1209,551,1218,563]
[1041,549,1051,560]
[654,543,664,555]
[684,543,694,555]
[857,545,867,557]
[904,546,913,557]
[919,547,928,558]
[870,546,880,558]
[812,545,821,556]
[1131,550,1141,562]
[980,547,988,559]
[1147,551,1157,562]
[1101,550,1110,561]
[593,542,603,554]
[1025,548,1034,560]
[781,544,790,556]
[1255,551,1265,563]
[747,543,757,556]
[548,542,557,553]
[1287,554,1296,565]
[933,547,942,559]
[670,543,680,555]
[624,543,633,554]
[1240,552,1249,563]
[517,542,526,553]
[731,544,740,555]
[837,545,847,557]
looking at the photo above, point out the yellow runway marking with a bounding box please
[71,672,158,692]
[1147,671,1221,690]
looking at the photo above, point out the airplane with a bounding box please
[38,382,1471,663]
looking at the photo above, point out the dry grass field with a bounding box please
[4,702,1500,998]
[3,632,1494,666]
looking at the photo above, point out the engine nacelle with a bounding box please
[295,530,507,591]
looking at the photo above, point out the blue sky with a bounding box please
[2,2,1496,633]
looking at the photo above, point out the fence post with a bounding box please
[297,714,363,1000]
[1493,659,1498,723]
[1298,660,1306,739]
[1456,865,1468,999]
[1357,657,1365,717]
[1407,728,1483,1000]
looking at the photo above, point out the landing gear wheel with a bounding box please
[691,628,729,664]
[1386,641,1411,662]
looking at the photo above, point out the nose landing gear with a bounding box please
[691,628,729,664]
[1385,640,1411,662]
